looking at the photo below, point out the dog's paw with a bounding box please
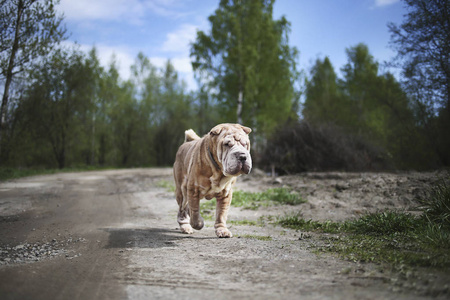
[190,216,204,230]
[215,227,232,238]
[180,224,194,234]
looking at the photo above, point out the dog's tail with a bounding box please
[184,129,201,143]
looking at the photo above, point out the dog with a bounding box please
[173,123,252,238]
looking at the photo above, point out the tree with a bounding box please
[190,0,299,135]
[303,57,351,126]
[304,44,426,169]
[389,0,450,113]
[0,0,66,155]
[388,0,450,166]
[18,48,92,169]
[340,43,382,135]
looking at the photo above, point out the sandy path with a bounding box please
[0,168,447,299]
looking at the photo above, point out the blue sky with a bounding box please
[58,0,406,90]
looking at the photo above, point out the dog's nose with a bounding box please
[238,154,247,162]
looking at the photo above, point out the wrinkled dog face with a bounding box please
[215,126,252,176]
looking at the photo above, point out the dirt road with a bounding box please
[0,168,448,299]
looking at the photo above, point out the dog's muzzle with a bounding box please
[223,146,252,176]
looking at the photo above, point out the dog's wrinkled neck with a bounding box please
[207,146,221,171]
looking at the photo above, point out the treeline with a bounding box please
[266,44,442,172]
[2,48,220,169]
[1,0,449,172]
[260,0,450,173]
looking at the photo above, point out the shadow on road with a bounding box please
[102,227,215,249]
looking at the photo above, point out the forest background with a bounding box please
[0,0,449,174]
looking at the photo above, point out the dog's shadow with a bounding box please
[101,227,215,249]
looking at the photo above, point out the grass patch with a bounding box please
[229,219,261,226]
[200,187,306,211]
[276,179,450,269]
[157,180,175,192]
[417,179,450,228]
[277,213,343,233]
[238,234,272,241]
[0,166,114,182]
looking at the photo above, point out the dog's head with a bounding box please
[209,123,252,176]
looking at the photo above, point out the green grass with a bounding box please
[277,210,450,268]
[0,166,114,182]
[417,179,450,227]
[157,180,176,192]
[277,213,343,233]
[229,219,261,226]
[200,187,306,211]
[276,179,450,269]
[237,234,272,241]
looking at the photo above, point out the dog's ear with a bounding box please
[210,124,225,136]
[239,125,252,135]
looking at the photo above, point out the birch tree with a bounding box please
[190,0,299,135]
[0,0,66,154]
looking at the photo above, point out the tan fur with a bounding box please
[184,129,201,142]
[173,123,252,238]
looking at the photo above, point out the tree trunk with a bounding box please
[0,0,24,156]
[237,89,243,124]
[91,114,96,165]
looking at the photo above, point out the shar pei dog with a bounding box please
[173,123,252,238]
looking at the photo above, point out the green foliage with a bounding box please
[2,47,208,169]
[1,0,67,157]
[301,44,434,170]
[191,0,300,136]
[388,0,450,167]
[1,0,448,172]
[303,57,347,126]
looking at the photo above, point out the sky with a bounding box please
[57,0,406,91]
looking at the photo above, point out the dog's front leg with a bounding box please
[215,191,233,238]
[188,186,204,230]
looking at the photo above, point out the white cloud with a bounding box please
[161,24,198,54]
[150,56,192,73]
[374,0,400,7]
[59,0,145,22]
[94,45,135,80]
[171,57,193,73]
[150,56,196,90]
[155,23,199,90]
[59,0,186,22]
[61,41,135,80]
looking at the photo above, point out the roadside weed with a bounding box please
[157,180,175,192]
[229,219,261,226]
[200,187,306,211]
[417,178,450,227]
[277,213,450,269]
[276,180,450,269]
[237,234,272,241]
